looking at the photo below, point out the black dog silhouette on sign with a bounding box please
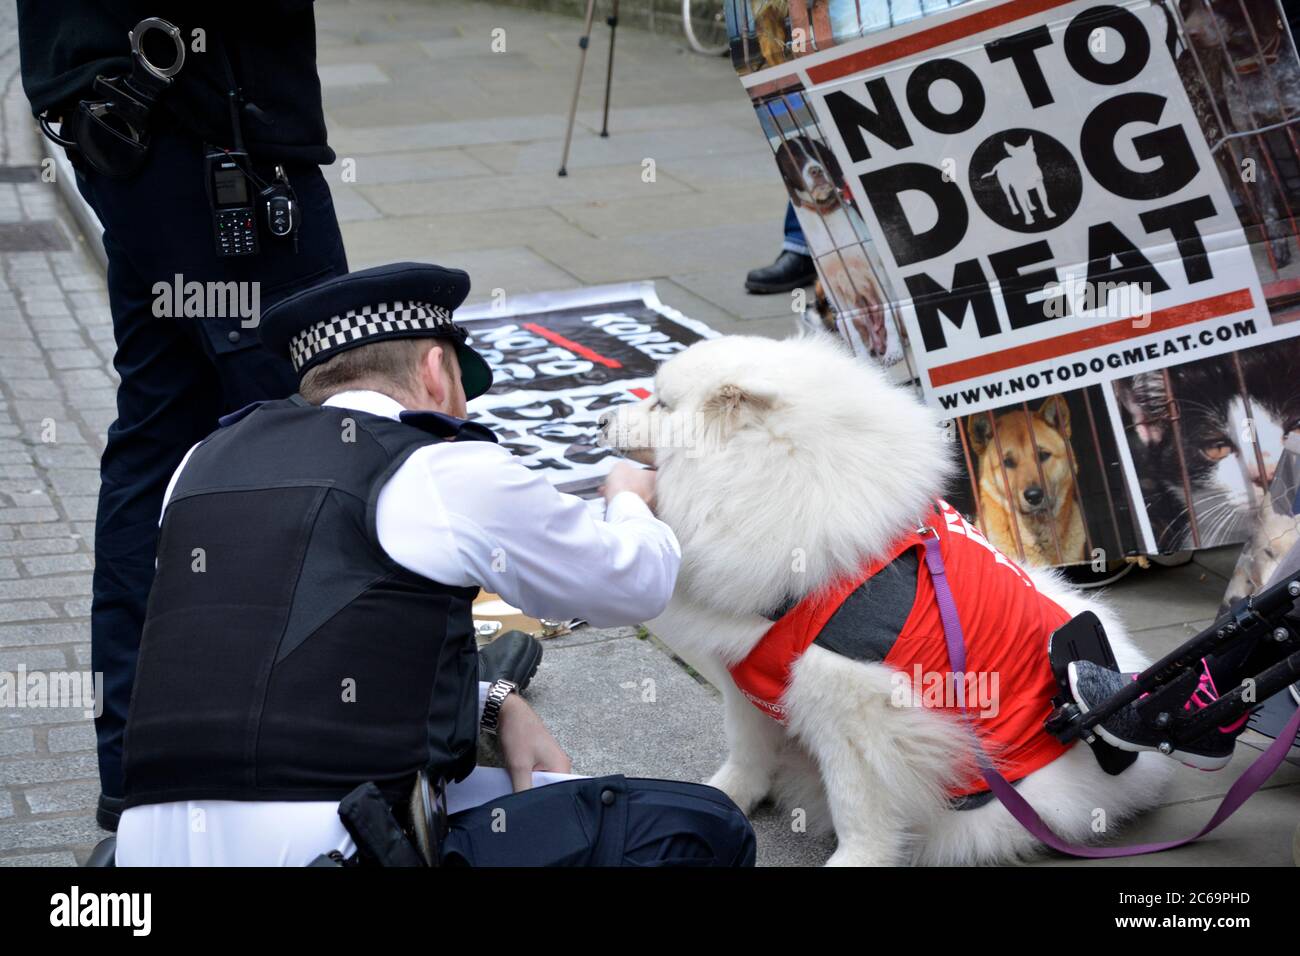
[981,137,1056,226]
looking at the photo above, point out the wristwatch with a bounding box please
[480,679,518,735]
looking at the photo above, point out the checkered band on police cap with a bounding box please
[287,300,455,372]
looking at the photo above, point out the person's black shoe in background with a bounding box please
[745,250,816,294]
[97,793,124,832]
[479,630,544,692]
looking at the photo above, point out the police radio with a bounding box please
[206,148,301,258]
[205,147,258,257]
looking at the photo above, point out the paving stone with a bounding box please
[0,851,78,866]
[0,572,93,600]
[1040,784,1300,867]
[18,523,82,539]
[0,704,91,728]
[33,332,87,351]
[527,635,727,782]
[30,445,98,470]
[58,496,97,521]
[0,728,36,757]
[61,599,92,617]
[47,348,100,370]
[1103,562,1234,631]
[0,601,59,624]
[359,165,694,218]
[22,778,98,814]
[0,622,88,648]
[318,62,392,87]
[20,553,93,576]
[45,722,95,754]
[0,753,99,788]
[0,814,106,853]
[324,148,493,185]
[0,646,67,670]
[539,623,641,650]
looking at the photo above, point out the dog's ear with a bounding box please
[969,413,994,457]
[1039,394,1071,438]
[774,143,798,187]
[702,383,775,435]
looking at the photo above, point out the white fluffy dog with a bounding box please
[600,333,1173,866]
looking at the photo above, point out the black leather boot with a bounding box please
[478,630,543,692]
[745,250,816,294]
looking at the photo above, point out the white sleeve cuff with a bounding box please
[605,490,653,523]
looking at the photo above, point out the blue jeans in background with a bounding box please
[782,202,809,256]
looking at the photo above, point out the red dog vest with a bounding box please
[729,501,1071,796]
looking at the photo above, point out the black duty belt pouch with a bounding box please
[337,782,426,867]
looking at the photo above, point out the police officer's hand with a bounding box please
[602,460,657,508]
[498,694,573,792]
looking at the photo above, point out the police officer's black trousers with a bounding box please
[439,776,757,866]
[72,128,348,798]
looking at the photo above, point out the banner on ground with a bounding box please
[458,283,717,497]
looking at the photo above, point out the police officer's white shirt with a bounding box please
[117,388,681,865]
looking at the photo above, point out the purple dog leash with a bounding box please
[921,531,1300,859]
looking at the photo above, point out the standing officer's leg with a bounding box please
[74,129,346,814]
[80,217,221,813]
[440,776,756,866]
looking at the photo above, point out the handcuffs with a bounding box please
[40,17,186,178]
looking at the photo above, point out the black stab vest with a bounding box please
[122,396,495,809]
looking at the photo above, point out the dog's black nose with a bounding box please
[1023,486,1044,506]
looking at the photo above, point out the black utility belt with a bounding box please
[39,16,301,259]
[310,772,448,868]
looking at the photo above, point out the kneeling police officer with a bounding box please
[112,262,755,866]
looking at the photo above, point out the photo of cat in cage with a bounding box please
[1218,432,1300,613]
[1113,337,1300,552]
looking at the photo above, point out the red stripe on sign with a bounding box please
[926,289,1256,388]
[806,0,1076,84]
[522,322,622,369]
[628,387,652,399]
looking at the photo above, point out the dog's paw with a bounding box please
[706,761,770,815]
[824,844,886,867]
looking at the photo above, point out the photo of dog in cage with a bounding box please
[952,389,1141,568]
[1114,337,1300,552]
[749,79,903,363]
[771,132,902,362]
[726,0,794,74]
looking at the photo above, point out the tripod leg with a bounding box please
[600,0,620,138]
[559,0,601,177]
